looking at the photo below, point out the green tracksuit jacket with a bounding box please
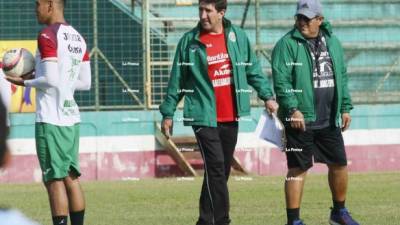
[160,18,274,127]
[271,21,353,126]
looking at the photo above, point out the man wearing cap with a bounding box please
[160,0,278,224]
[271,0,359,225]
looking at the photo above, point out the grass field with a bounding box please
[0,172,399,225]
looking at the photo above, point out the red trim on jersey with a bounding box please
[38,24,60,59]
[200,31,237,122]
[82,51,90,62]
[81,36,90,61]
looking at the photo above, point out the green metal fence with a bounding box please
[146,0,400,107]
[1,0,145,110]
[1,0,399,111]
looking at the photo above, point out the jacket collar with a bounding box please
[291,21,333,42]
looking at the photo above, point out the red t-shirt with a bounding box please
[200,31,236,122]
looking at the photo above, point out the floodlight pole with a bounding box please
[93,0,100,111]
[143,0,151,109]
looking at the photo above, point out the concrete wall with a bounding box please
[2,105,400,183]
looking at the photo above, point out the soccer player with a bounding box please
[159,0,278,224]
[271,0,359,224]
[6,1,91,225]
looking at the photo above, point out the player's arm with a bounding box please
[338,41,353,114]
[24,29,59,89]
[24,60,59,89]
[271,40,298,110]
[337,39,353,131]
[271,41,299,111]
[73,51,91,91]
[5,60,58,89]
[159,38,186,137]
[272,40,305,130]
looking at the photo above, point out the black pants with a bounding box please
[193,122,239,225]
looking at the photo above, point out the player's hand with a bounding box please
[5,75,25,86]
[265,99,279,115]
[161,118,173,139]
[21,71,35,80]
[290,110,306,131]
[341,113,351,132]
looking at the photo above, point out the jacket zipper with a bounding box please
[196,39,217,125]
[224,32,240,117]
[304,41,317,122]
[326,39,340,126]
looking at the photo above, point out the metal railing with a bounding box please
[141,0,400,108]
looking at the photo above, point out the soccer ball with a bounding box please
[2,48,35,77]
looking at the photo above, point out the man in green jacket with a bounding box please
[159,0,278,224]
[271,0,359,225]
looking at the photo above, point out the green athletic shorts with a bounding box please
[35,123,81,182]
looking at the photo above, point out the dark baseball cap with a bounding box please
[296,0,323,19]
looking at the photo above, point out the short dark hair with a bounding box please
[199,0,227,12]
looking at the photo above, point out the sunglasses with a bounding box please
[295,14,318,23]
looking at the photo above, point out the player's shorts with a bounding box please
[35,123,81,182]
[285,125,347,170]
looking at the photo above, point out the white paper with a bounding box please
[254,111,285,151]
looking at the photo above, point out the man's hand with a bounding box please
[161,118,173,139]
[5,75,25,86]
[265,99,279,115]
[290,110,306,131]
[21,72,35,80]
[5,72,34,87]
[341,113,351,132]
